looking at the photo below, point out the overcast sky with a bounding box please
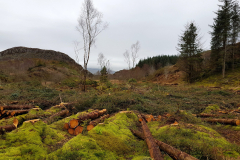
[0,0,221,71]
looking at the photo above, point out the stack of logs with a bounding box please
[0,105,38,120]
[63,109,109,136]
[198,112,240,126]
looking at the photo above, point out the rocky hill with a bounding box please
[0,47,84,83]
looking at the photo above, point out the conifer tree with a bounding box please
[210,0,233,78]
[100,66,108,83]
[230,1,240,70]
[177,22,203,83]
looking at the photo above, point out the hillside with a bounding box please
[0,47,86,84]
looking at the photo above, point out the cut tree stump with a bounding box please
[44,109,69,124]
[74,126,83,135]
[131,129,199,160]
[202,118,240,126]
[138,115,164,160]
[69,119,79,129]
[87,114,110,131]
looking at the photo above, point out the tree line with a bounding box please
[136,55,179,70]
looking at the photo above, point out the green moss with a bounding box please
[149,122,239,159]
[202,104,220,113]
[0,120,63,159]
[47,135,118,160]
[132,156,152,160]
[224,151,240,158]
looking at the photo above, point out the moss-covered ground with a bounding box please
[0,77,240,159]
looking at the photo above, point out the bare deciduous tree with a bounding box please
[76,0,108,91]
[97,52,111,73]
[131,41,140,68]
[123,50,131,69]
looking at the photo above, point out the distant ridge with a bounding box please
[0,46,77,65]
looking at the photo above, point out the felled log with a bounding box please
[69,119,79,129]
[87,114,110,131]
[131,129,199,160]
[138,115,164,160]
[0,118,18,133]
[5,110,30,116]
[78,109,107,123]
[202,118,240,126]
[197,113,221,118]
[44,109,69,124]
[0,105,34,110]
[74,126,83,135]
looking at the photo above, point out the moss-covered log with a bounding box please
[138,115,164,160]
[87,114,110,131]
[202,118,240,125]
[0,118,18,133]
[44,109,69,124]
[130,129,199,160]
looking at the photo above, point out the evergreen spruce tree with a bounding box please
[100,66,108,83]
[210,0,233,78]
[230,1,240,70]
[177,22,203,83]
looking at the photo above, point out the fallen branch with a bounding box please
[202,118,240,126]
[138,115,164,160]
[131,129,199,160]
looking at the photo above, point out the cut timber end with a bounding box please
[237,120,240,126]
[87,124,94,131]
[68,128,75,135]
[13,118,19,127]
[64,123,69,130]
[24,119,40,124]
[69,119,79,129]
[74,126,83,135]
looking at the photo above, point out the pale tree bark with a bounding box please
[131,41,140,68]
[76,0,108,91]
[123,50,131,69]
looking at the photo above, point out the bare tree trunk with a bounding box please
[223,44,227,78]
